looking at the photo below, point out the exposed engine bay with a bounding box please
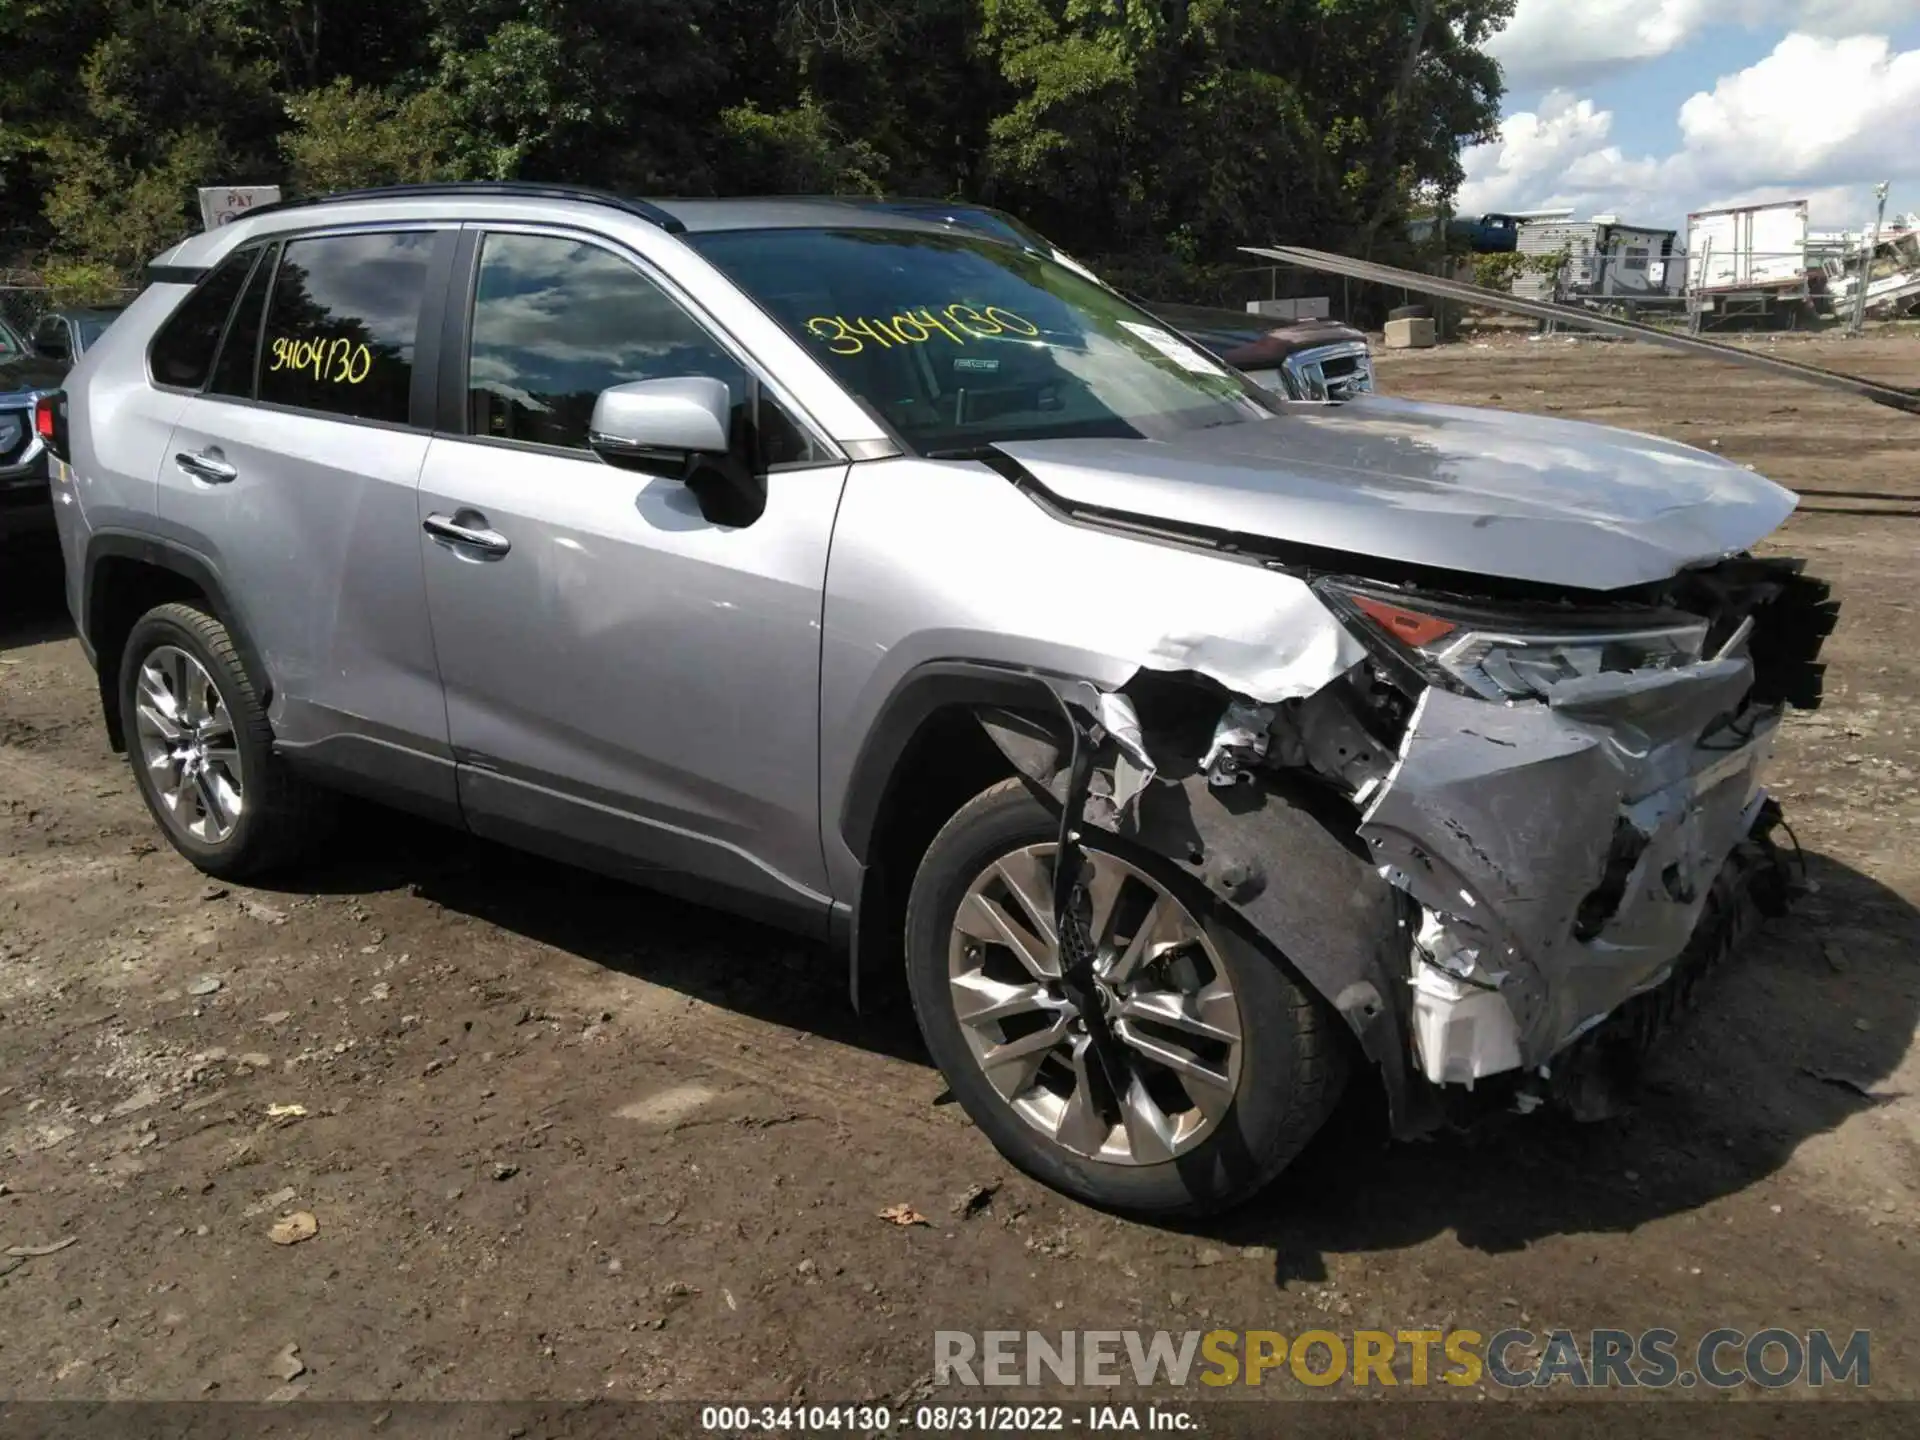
[972,546,1839,1135]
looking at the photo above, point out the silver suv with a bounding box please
[47,183,1837,1215]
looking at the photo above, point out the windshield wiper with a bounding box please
[925,444,1004,461]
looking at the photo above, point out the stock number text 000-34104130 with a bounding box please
[268,335,373,385]
[804,304,1039,356]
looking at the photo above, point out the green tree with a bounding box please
[717,96,888,195]
[428,0,726,191]
[2,0,1516,299]
[975,0,1512,276]
[281,79,464,194]
[33,1,280,268]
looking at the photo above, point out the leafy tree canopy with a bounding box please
[0,0,1511,298]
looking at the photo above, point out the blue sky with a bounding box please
[1459,3,1920,231]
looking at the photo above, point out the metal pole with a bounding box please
[1850,182,1891,335]
[1689,238,1711,336]
[1241,243,1920,414]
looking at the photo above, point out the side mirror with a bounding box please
[588,377,732,470]
[588,376,764,527]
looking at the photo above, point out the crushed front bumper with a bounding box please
[972,555,1833,1136]
[1358,655,1785,1090]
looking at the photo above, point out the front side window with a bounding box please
[689,227,1274,456]
[257,231,434,425]
[465,232,819,466]
[150,249,256,390]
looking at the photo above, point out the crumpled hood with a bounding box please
[994,394,1799,590]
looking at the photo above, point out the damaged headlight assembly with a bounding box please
[1315,579,1712,702]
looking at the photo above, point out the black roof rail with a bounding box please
[237,181,688,235]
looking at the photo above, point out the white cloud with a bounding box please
[1490,0,1917,90]
[1677,32,1920,181]
[1489,0,1715,90]
[1459,33,1920,228]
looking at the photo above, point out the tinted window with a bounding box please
[76,315,116,349]
[689,227,1272,456]
[209,247,274,399]
[0,320,22,359]
[149,250,254,389]
[466,233,819,466]
[258,231,433,425]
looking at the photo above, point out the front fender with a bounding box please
[974,709,1429,1139]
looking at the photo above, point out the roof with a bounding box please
[651,196,970,235]
[234,182,973,236]
[146,183,1010,283]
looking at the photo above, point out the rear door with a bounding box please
[156,227,460,819]
[415,225,847,929]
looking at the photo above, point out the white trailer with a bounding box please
[1511,219,1678,305]
[1686,200,1810,298]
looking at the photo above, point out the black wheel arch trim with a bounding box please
[82,531,273,744]
[839,656,1433,1139]
[837,659,1074,866]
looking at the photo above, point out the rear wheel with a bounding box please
[119,601,322,880]
[904,778,1344,1215]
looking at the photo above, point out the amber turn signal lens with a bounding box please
[1352,594,1457,648]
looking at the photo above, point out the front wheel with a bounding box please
[904,778,1345,1216]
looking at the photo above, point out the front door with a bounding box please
[417,228,847,929]
[156,228,457,818]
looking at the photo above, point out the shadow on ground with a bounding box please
[277,798,1918,1284]
[0,536,74,652]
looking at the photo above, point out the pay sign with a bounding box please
[199,186,282,230]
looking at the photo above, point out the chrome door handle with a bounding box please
[423,511,512,557]
[175,450,237,484]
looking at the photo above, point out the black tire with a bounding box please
[1388,303,1431,321]
[904,778,1345,1216]
[118,601,325,880]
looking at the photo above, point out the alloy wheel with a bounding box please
[947,843,1243,1165]
[133,645,245,845]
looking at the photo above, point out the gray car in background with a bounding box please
[44,183,1836,1215]
[1,305,123,541]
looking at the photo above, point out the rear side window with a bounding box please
[257,231,434,425]
[208,246,275,399]
[149,250,255,390]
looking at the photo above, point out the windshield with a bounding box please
[689,227,1274,455]
[77,316,114,349]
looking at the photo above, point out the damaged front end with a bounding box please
[975,553,1838,1135]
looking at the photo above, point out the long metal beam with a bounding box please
[1242,244,1920,416]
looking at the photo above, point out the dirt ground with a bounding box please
[2,329,1918,1410]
